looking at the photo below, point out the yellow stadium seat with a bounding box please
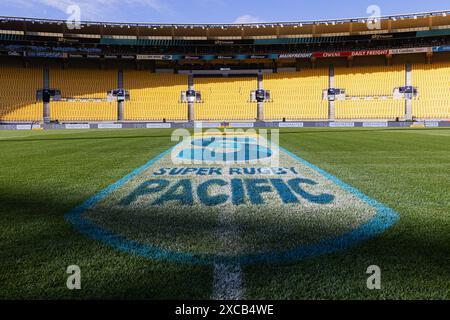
[49,68,117,121]
[51,69,116,99]
[0,67,41,121]
[194,77,257,121]
[264,70,329,120]
[124,72,188,121]
[51,101,116,121]
[335,99,404,119]
[335,65,404,97]
[334,65,405,119]
[412,63,450,119]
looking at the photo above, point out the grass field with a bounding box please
[0,127,449,299]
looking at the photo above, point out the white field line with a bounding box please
[212,263,244,300]
[212,162,244,300]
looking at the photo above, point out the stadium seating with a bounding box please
[335,65,404,97]
[51,101,117,121]
[1,65,449,122]
[334,65,405,119]
[264,70,329,120]
[124,72,188,121]
[50,68,116,99]
[412,63,450,119]
[194,77,256,121]
[335,99,405,119]
[0,67,41,121]
[49,68,117,121]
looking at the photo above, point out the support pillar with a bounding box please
[188,74,195,122]
[117,70,124,121]
[256,73,264,121]
[405,63,413,121]
[328,65,335,121]
[118,101,125,122]
[43,67,50,123]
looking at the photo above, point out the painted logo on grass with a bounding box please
[66,130,399,265]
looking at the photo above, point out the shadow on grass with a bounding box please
[0,135,174,143]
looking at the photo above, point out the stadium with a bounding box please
[0,2,449,305]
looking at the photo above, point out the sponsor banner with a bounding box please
[215,40,235,45]
[351,50,389,56]
[194,122,222,128]
[8,51,23,57]
[314,51,352,58]
[26,52,68,58]
[329,122,355,127]
[279,122,304,128]
[229,123,254,128]
[16,125,32,130]
[69,54,84,58]
[389,47,430,55]
[432,46,450,52]
[136,54,173,60]
[216,55,234,60]
[65,124,90,129]
[183,55,202,60]
[279,53,313,59]
[362,122,388,127]
[146,123,172,129]
[97,123,123,129]
[371,34,394,40]
[66,133,399,265]
[249,55,269,59]
[425,121,440,128]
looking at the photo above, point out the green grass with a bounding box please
[0,128,449,299]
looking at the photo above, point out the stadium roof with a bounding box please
[0,10,449,38]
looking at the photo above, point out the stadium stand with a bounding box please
[335,99,405,120]
[124,72,188,121]
[50,68,117,121]
[264,70,329,120]
[0,67,41,122]
[50,68,116,99]
[412,63,450,119]
[335,65,405,97]
[51,101,117,121]
[194,77,256,121]
[334,65,405,119]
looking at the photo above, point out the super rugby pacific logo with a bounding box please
[65,129,399,265]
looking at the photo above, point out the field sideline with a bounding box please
[0,127,449,299]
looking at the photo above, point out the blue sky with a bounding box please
[1,0,449,24]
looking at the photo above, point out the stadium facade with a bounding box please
[0,11,450,129]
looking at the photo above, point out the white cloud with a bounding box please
[233,14,263,24]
